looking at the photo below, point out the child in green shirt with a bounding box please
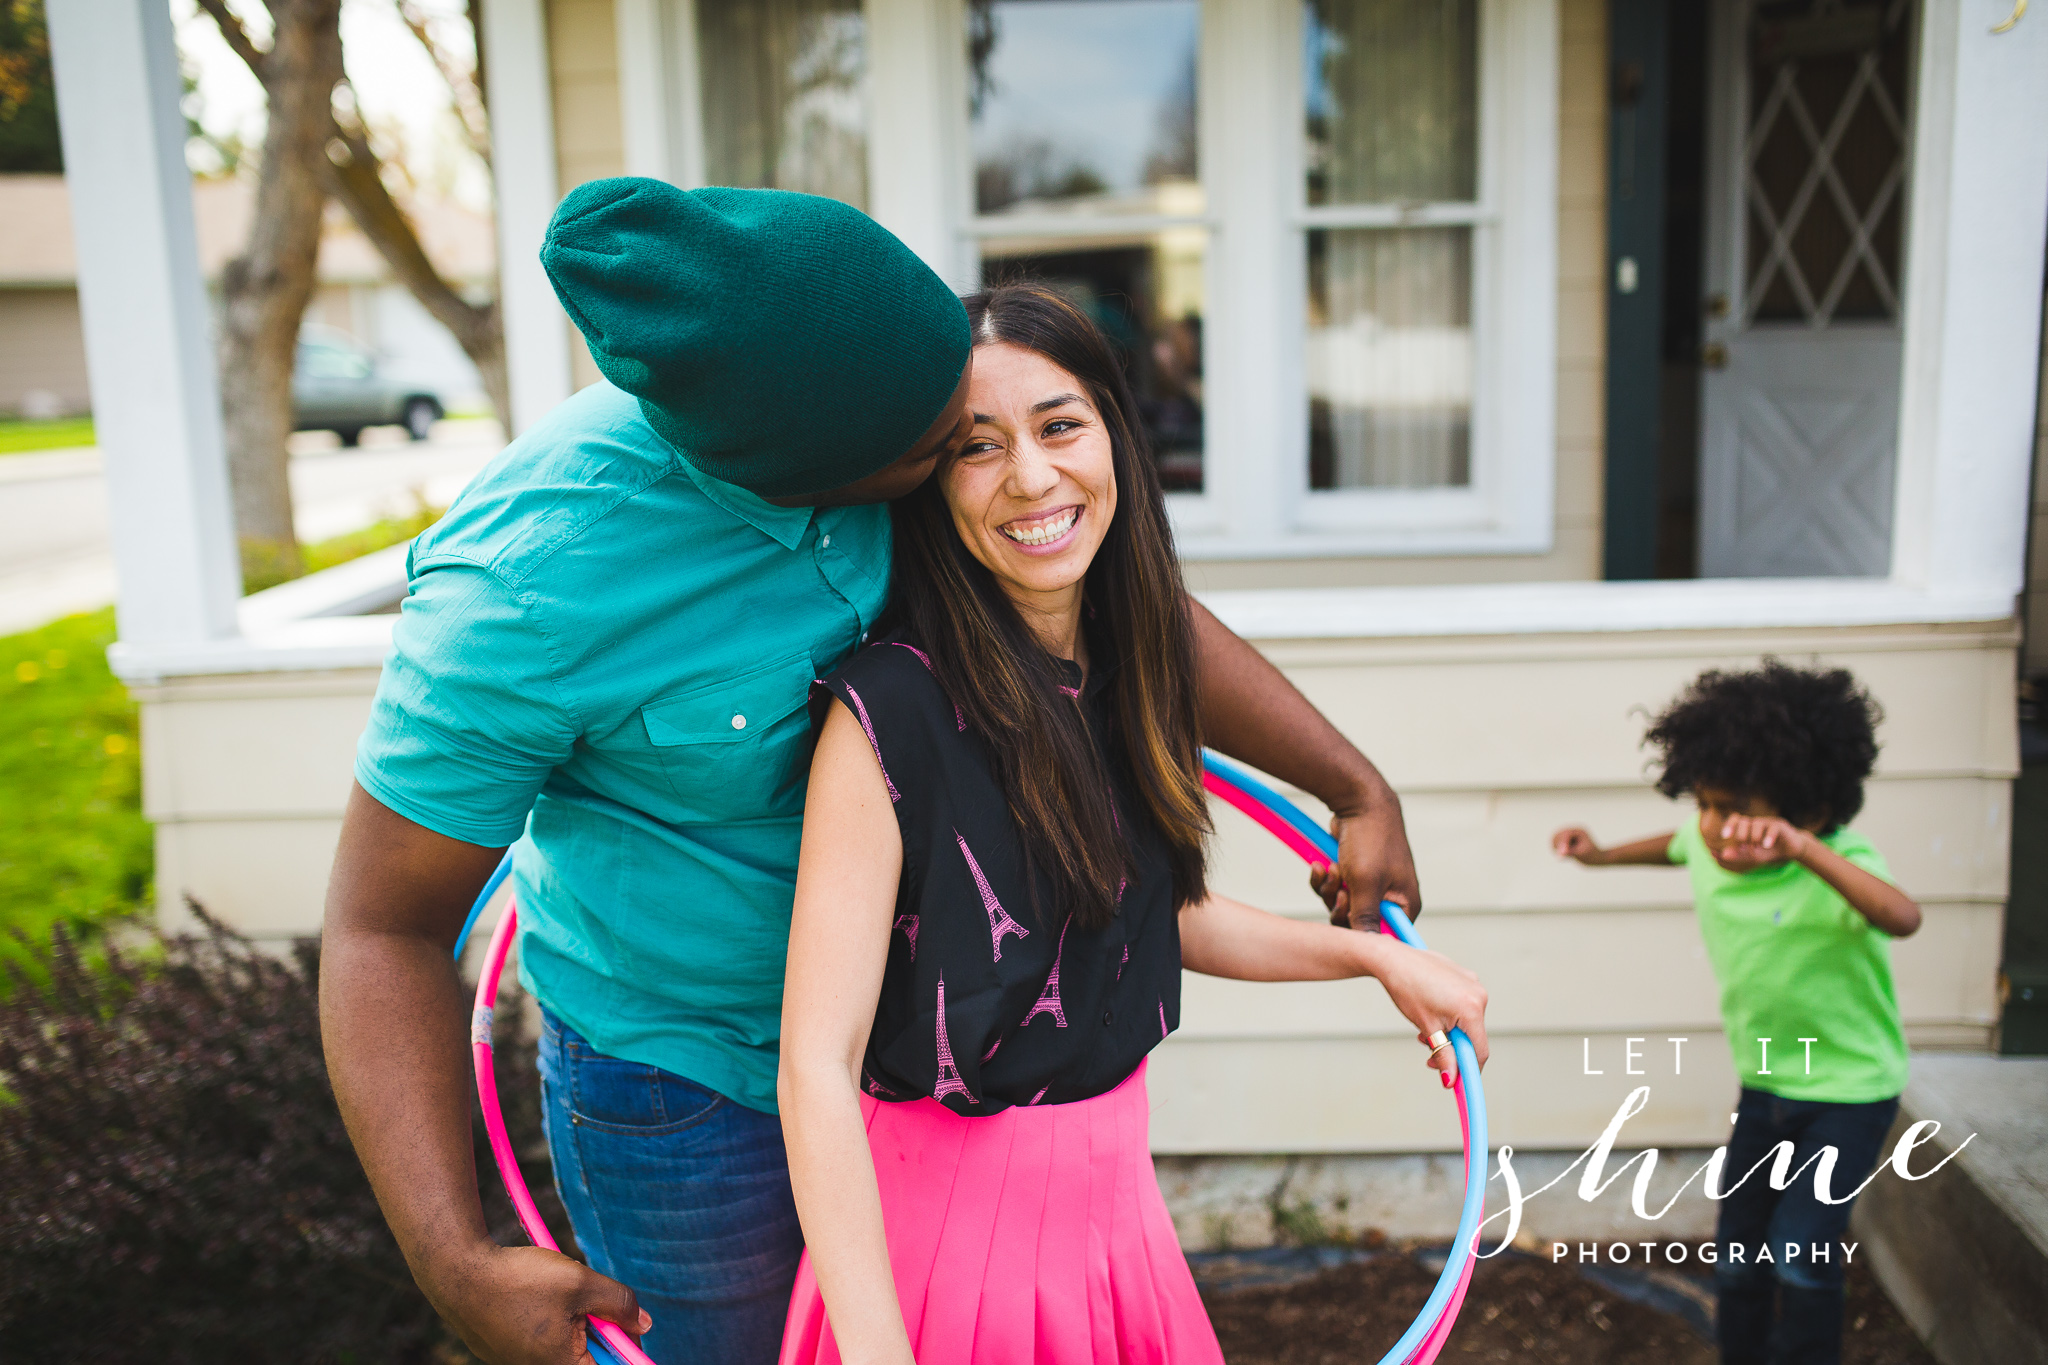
[1553,659,1919,1365]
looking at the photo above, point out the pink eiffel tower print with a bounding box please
[840,682,900,802]
[932,974,971,1102]
[956,830,1029,961]
[1022,918,1069,1028]
[894,913,919,960]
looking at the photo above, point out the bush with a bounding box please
[0,910,563,1363]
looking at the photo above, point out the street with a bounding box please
[0,420,503,636]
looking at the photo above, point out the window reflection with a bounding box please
[1304,0,1478,206]
[697,0,868,209]
[969,0,1202,219]
[982,234,1206,492]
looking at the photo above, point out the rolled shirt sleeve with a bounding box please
[354,557,581,848]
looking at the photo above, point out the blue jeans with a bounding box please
[1714,1087,1899,1365]
[538,1008,803,1365]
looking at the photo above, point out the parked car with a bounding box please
[293,327,444,446]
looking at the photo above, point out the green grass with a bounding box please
[0,507,443,989]
[0,608,149,989]
[0,417,95,455]
[241,498,444,594]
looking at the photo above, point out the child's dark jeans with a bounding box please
[1715,1087,1899,1365]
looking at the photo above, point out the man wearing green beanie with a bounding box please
[321,179,1421,1365]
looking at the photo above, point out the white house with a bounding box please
[44,0,2048,1248]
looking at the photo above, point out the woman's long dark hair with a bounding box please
[880,284,1210,930]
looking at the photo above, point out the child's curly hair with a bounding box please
[1645,658,1882,832]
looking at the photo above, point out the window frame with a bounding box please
[1196,0,1559,559]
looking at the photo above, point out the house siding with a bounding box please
[0,286,91,416]
[545,0,626,393]
[136,615,2014,1163]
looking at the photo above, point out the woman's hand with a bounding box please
[1369,941,1489,1085]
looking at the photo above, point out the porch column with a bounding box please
[482,0,576,434]
[1891,0,2048,600]
[45,0,241,647]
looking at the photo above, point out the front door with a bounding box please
[1698,0,1915,578]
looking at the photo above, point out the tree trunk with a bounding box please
[213,0,343,589]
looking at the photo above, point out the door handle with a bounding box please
[1701,342,1729,370]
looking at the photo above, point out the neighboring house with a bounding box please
[0,172,494,418]
[47,0,2048,1242]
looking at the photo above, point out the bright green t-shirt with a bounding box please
[354,382,891,1114]
[1668,814,1908,1103]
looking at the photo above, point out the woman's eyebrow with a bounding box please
[970,394,1088,426]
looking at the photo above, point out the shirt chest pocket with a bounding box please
[638,653,817,823]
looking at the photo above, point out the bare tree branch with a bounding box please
[192,0,270,78]
[324,90,510,423]
[394,0,490,166]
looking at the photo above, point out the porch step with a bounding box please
[1853,1055,2048,1365]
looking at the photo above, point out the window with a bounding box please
[966,0,1208,491]
[1304,0,1478,491]
[622,0,1556,554]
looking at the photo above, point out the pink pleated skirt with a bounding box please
[778,1061,1223,1365]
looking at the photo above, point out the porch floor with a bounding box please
[1856,1054,2048,1365]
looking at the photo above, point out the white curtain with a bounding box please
[697,0,869,210]
[1304,0,1478,489]
[1308,227,1473,489]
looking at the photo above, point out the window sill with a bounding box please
[1196,577,2017,642]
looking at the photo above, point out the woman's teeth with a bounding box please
[1002,509,1078,546]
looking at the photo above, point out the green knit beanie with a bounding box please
[541,179,971,498]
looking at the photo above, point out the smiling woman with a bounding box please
[773,282,1491,1365]
[885,282,1209,931]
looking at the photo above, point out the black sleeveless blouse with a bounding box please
[815,636,1182,1115]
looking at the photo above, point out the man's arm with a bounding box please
[1188,597,1420,926]
[321,783,649,1364]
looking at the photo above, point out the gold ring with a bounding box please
[1427,1030,1451,1052]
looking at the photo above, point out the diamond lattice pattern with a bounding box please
[1743,0,1913,326]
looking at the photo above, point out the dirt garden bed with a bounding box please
[1198,1244,1933,1365]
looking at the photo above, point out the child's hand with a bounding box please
[1713,814,1810,870]
[1551,827,1603,864]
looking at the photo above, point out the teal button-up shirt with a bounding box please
[354,382,890,1112]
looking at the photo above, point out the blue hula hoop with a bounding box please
[1201,750,1485,1364]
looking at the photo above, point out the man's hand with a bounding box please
[425,1243,651,1365]
[1307,794,1421,929]
[1713,813,1810,871]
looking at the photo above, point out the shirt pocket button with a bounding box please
[1102,1009,1114,1027]
[731,714,746,730]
